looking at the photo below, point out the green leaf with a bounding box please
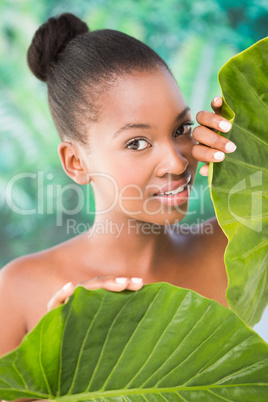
[209,37,268,326]
[0,283,267,401]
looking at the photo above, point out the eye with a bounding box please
[174,122,194,137]
[126,138,151,151]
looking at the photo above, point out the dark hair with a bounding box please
[27,13,170,144]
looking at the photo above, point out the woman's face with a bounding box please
[80,67,198,225]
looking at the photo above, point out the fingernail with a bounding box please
[225,141,237,152]
[199,168,207,176]
[214,97,222,103]
[131,277,143,284]
[219,121,232,132]
[115,277,128,284]
[62,282,73,291]
[214,151,225,160]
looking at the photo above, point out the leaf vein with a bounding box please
[232,63,268,112]
[219,213,268,226]
[0,378,14,388]
[241,254,268,320]
[52,383,268,401]
[125,292,189,388]
[160,393,170,401]
[189,334,254,381]
[87,292,139,391]
[233,122,268,147]
[176,392,190,402]
[12,361,29,391]
[67,294,107,395]
[140,303,213,388]
[102,288,164,389]
[158,310,231,387]
[39,319,53,396]
[58,302,75,395]
[182,316,235,386]
[239,241,268,259]
[207,388,233,401]
[211,187,268,196]
[216,357,268,384]
[223,156,268,174]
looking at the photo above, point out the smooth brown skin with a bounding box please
[0,69,235,375]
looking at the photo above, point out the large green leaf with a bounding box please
[0,283,267,401]
[209,37,268,326]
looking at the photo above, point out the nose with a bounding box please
[155,142,189,177]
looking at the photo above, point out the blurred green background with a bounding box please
[0,0,267,267]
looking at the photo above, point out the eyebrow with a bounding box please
[113,106,191,138]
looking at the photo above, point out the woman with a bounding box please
[0,13,236,358]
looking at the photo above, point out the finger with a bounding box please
[196,110,232,133]
[193,125,236,153]
[127,277,144,291]
[192,144,226,163]
[79,276,143,292]
[47,282,75,311]
[211,96,223,115]
[199,164,209,176]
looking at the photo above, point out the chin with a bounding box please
[129,205,189,227]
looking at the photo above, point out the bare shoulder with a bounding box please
[0,255,33,357]
[1,241,67,291]
[1,232,88,285]
[0,251,50,302]
[0,252,51,356]
[0,234,85,357]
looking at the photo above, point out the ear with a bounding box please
[58,142,91,185]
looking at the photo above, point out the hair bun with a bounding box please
[27,13,89,82]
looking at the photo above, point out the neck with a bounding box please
[82,213,171,278]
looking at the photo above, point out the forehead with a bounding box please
[93,68,188,135]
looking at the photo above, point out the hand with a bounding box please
[192,97,236,176]
[47,276,143,311]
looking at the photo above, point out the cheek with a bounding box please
[113,157,152,189]
[92,153,153,208]
[114,158,153,213]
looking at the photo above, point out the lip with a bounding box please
[153,186,190,206]
[152,176,191,196]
